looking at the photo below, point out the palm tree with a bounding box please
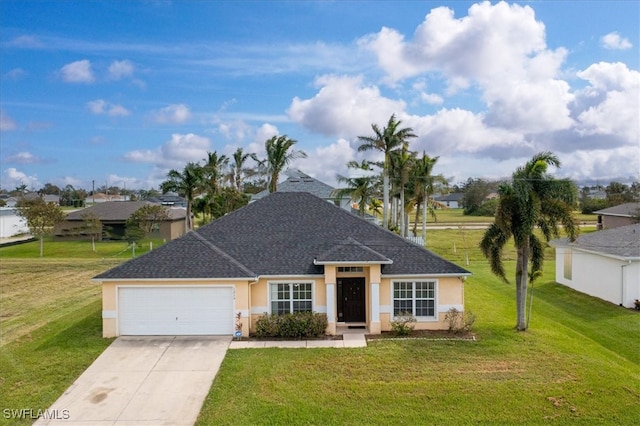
[264,135,307,193]
[228,147,254,192]
[202,151,229,196]
[333,161,380,217]
[480,151,578,331]
[388,145,415,236]
[358,114,416,229]
[161,162,203,231]
[410,152,448,242]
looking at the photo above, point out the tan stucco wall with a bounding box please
[101,279,251,338]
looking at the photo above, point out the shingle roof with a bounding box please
[594,202,640,217]
[95,192,470,280]
[251,170,338,201]
[66,201,185,221]
[551,224,640,260]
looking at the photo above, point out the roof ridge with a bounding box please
[191,231,257,278]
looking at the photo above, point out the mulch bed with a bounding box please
[366,329,477,341]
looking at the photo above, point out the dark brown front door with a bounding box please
[337,278,365,323]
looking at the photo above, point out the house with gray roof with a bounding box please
[55,201,187,241]
[551,224,640,308]
[94,192,471,337]
[594,202,640,229]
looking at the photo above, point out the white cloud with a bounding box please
[4,152,43,164]
[108,60,135,79]
[60,59,94,83]
[601,32,632,50]
[7,35,43,48]
[0,110,17,131]
[359,2,574,133]
[87,99,131,117]
[295,138,359,186]
[1,168,41,190]
[288,74,406,138]
[150,104,192,124]
[123,133,211,171]
[3,68,26,80]
[575,62,640,143]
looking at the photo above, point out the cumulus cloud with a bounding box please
[87,99,131,117]
[295,138,360,186]
[600,32,632,50]
[0,110,17,131]
[288,75,406,138]
[3,68,26,80]
[150,104,192,124]
[60,59,94,83]
[108,60,135,79]
[123,133,211,171]
[4,152,43,164]
[1,168,41,190]
[359,2,574,133]
[574,62,639,143]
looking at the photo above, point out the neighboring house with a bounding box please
[251,169,351,210]
[145,193,187,207]
[0,207,29,238]
[551,224,640,309]
[434,193,464,209]
[94,192,471,338]
[55,201,187,241]
[84,193,130,205]
[594,202,640,229]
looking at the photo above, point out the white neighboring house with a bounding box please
[0,208,29,238]
[551,224,640,308]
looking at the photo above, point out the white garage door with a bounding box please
[118,286,234,335]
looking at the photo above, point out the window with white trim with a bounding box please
[393,281,436,318]
[270,282,312,315]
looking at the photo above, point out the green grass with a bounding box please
[0,237,165,259]
[411,208,597,225]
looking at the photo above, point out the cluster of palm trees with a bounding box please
[160,135,306,229]
[336,114,448,242]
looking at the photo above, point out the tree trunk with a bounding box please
[422,192,427,244]
[515,243,529,331]
[399,188,405,236]
[413,200,420,236]
[382,171,389,229]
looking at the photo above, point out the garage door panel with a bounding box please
[118,287,234,335]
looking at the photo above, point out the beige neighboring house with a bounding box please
[594,202,640,229]
[551,224,640,309]
[55,201,187,241]
[94,192,471,338]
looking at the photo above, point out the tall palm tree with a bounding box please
[161,162,203,231]
[202,151,229,196]
[229,147,254,192]
[264,135,307,193]
[389,145,415,236]
[358,114,417,229]
[480,151,578,331]
[410,152,448,242]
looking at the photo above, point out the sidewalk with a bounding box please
[229,333,367,349]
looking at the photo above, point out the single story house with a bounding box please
[551,224,640,308]
[94,192,471,337]
[594,202,640,229]
[434,193,464,209]
[55,201,187,241]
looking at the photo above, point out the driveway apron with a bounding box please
[34,336,230,426]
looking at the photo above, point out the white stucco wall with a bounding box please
[0,208,29,238]
[556,246,640,308]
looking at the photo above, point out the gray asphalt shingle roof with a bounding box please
[66,201,185,221]
[594,202,640,217]
[95,192,470,280]
[251,169,338,201]
[551,224,640,259]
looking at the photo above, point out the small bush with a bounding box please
[254,312,328,339]
[444,308,476,333]
[390,312,416,336]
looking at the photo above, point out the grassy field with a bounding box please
[0,237,164,259]
[1,228,638,425]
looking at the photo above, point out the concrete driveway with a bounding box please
[34,336,230,426]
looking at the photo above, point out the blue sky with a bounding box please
[1,0,638,192]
